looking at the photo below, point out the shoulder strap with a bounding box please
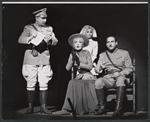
[31,24,39,31]
[105,51,122,70]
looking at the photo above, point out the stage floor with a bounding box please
[2,106,148,120]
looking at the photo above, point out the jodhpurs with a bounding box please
[22,64,53,91]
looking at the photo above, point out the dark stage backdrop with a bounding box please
[2,4,148,113]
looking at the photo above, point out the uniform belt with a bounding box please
[78,68,90,74]
[106,70,121,74]
[26,44,48,51]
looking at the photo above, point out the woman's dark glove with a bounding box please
[71,49,80,66]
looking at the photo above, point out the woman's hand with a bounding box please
[104,74,112,79]
[112,72,121,77]
[95,66,103,73]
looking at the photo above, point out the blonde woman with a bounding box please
[80,25,98,76]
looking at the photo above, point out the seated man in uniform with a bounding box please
[94,36,133,117]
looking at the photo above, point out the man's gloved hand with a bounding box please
[48,33,58,46]
[31,49,38,57]
[44,34,52,43]
[51,39,58,45]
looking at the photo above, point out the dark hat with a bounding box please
[68,33,89,47]
[33,8,47,17]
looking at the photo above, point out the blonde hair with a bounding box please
[80,25,97,37]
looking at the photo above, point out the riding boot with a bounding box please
[39,90,52,114]
[113,86,125,117]
[25,90,35,114]
[94,88,106,115]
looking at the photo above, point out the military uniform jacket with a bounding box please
[96,48,133,76]
[18,24,57,65]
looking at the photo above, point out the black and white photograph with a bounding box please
[2,2,148,120]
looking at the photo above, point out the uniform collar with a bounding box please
[34,22,45,28]
[107,48,118,54]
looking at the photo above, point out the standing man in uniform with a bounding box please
[18,8,58,114]
[94,36,133,116]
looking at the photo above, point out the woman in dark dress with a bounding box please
[53,33,98,115]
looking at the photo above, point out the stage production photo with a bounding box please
[2,2,148,120]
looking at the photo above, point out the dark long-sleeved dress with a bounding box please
[62,50,98,115]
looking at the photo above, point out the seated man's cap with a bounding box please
[33,8,47,17]
[68,33,89,47]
